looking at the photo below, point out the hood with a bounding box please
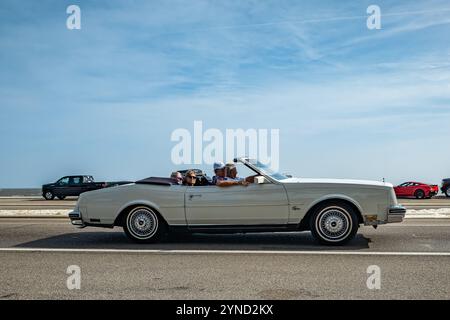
[42,183,55,188]
[280,177,393,188]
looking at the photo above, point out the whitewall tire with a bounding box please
[310,202,359,245]
[123,206,166,243]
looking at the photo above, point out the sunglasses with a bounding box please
[187,175,197,179]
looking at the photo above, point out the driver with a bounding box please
[225,163,257,184]
[225,163,243,181]
[213,162,248,187]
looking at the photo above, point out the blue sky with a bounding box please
[1,0,450,187]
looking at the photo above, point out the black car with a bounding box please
[441,178,450,197]
[42,175,131,200]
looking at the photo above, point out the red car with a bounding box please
[394,181,439,199]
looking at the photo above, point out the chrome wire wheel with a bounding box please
[315,206,352,242]
[126,207,159,240]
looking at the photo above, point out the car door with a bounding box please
[53,177,69,196]
[396,183,408,196]
[401,182,414,196]
[68,176,83,196]
[185,181,289,226]
[406,182,418,197]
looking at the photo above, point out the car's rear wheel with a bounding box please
[414,189,425,199]
[445,187,450,198]
[123,206,166,243]
[44,191,54,200]
[309,202,359,246]
[57,196,66,200]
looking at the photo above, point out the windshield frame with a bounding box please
[236,158,289,182]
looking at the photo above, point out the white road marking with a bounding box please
[0,248,450,256]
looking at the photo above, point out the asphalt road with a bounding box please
[0,218,449,299]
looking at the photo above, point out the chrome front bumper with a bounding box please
[387,205,406,223]
[69,209,86,228]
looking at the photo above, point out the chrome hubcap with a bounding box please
[324,215,344,233]
[317,208,351,240]
[127,208,158,239]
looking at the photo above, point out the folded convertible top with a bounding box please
[135,177,173,186]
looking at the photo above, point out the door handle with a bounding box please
[189,194,202,200]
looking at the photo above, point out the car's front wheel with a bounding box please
[309,202,359,246]
[445,187,450,198]
[123,206,166,243]
[43,191,54,200]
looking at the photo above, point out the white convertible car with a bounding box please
[69,157,405,245]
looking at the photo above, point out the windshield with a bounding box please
[247,160,289,181]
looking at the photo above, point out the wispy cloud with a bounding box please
[1,0,450,186]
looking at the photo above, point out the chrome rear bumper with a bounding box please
[69,209,86,228]
[387,205,406,223]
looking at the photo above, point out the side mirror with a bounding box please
[255,176,265,184]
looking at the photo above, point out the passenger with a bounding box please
[183,170,197,186]
[213,162,248,187]
[212,162,226,185]
[170,171,183,185]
